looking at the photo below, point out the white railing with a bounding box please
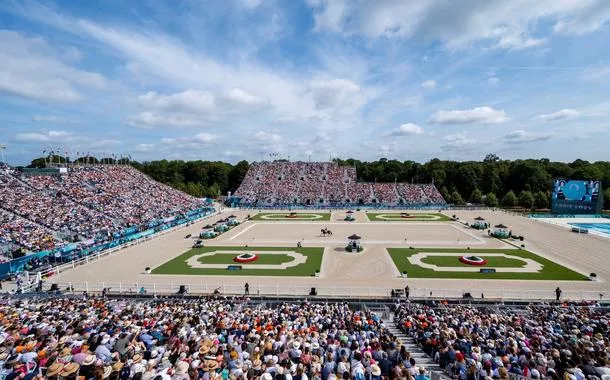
[37,281,607,301]
[35,210,221,279]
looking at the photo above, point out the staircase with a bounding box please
[382,316,442,372]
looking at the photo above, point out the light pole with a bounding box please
[0,144,6,164]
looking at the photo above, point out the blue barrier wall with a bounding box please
[0,207,215,277]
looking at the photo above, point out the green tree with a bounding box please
[604,189,610,210]
[519,190,534,209]
[469,188,483,204]
[439,186,451,203]
[485,193,499,207]
[534,191,548,209]
[450,191,465,205]
[502,190,517,207]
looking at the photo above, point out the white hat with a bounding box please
[293,341,301,350]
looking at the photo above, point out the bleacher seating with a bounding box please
[235,162,446,206]
[0,164,204,256]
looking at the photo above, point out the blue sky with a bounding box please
[1,0,610,165]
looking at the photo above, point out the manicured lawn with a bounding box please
[366,213,452,222]
[387,247,587,280]
[197,253,294,265]
[421,255,526,268]
[152,246,324,276]
[250,213,331,221]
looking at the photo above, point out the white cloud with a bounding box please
[160,133,217,149]
[306,1,610,50]
[309,0,347,33]
[0,30,106,103]
[125,112,202,128]
[254,131,282,142]
[387,123,424,136]
[421,80,436,89]
[441,132,477,151]
[504,130,554,144]
[14,130,77,143]
[222,88,267,106]
[309,78,361,109]
[32,115,77,123]
[430,106,509,125]
[138,91,215,114]
[536,109,580,122]
[583,67,610,80]
[135,143,155,152]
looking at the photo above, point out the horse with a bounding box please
[320,228,333,236]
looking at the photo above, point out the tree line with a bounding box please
[25,154,610,209]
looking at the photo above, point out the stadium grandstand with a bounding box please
[0,162,213,265]
[231,162,446,207]
[0,296,607,379]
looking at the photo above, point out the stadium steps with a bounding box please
[383,317,442,372]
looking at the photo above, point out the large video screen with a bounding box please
[551,179,602,214]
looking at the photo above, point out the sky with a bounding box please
[1,0,610,166]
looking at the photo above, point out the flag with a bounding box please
[42,150,46,155]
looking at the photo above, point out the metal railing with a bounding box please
[29,210,221,280]
[29,281,607,301]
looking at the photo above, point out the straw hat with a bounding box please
[132,354,143,363]
[102,366,112,379]
[199,346,210,355]
[83,354,96,366]
[371,364,381,376]
[175,361,189,375]
[112,361,124,372]
[46,362,64,377]
[60,362,80,377]
[206,360,219,370]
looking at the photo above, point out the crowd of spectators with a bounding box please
[394,301,610,380]
[372,184,399,204]
[235,162,446,206]
[0,298,439,380]
[0,211,61,256]
[1,296,607,380]
[0,165,204,256]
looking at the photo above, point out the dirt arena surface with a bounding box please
[225,221,500,246]
[48,209,610,300]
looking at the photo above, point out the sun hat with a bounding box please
[83,354,96,366]
[102,365,112,379]
[371,364,381,376]
[60,362,80,377]
[175,361,189,375]
[46,362,64,377]
[132,354,143,363]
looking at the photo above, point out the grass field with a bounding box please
[387,247,587,280]
[152,246,324,276]
[197,253,294,265]
[421,255,527,268]
[366,213,452,222]
[250,212,331,221]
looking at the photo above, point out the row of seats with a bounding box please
[235,162,446,206]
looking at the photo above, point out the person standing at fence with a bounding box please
[405,285,410,299]
[245,282,249,295]
[555,286,562,301]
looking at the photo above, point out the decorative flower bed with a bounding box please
[459,255,488,266]
[401,213,415,219]
[286,214,298,218]
[234,253,259,263]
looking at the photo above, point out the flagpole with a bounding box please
[0,144,6,164]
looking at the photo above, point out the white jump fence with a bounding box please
[34,281,607,301]
[29,210,221,280]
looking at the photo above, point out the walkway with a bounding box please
[382,314,441,372]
